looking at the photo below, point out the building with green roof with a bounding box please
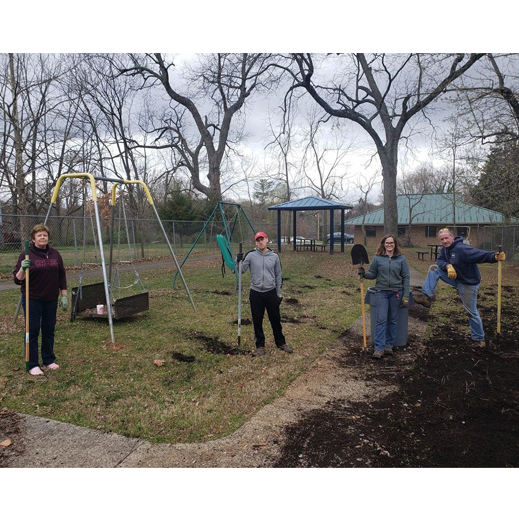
[344,193,516,247]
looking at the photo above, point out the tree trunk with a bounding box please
[9,54,28,243]
[378,142,399,236]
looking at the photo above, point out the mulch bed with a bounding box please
[274,287,519,467]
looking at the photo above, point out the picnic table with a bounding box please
[295,239,327,252]
[427,243,441,260]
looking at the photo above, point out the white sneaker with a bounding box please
[29,366,44,376]
[45,363,60,370]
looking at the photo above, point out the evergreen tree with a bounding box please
[471,140,519,220]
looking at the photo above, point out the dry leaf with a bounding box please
[153,359,165,367]
[0,438,12,448]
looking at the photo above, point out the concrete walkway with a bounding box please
[6,268,426,468]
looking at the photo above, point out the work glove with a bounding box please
[60,294,68,312]
[21,259,31,271]
[357,266,365,277]
[236,252,244,263]
[447,264,457,279]
[495,251,506,262]
[277,295,283,305]
[401,295,409,308]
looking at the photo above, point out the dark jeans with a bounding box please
[249,288,286,348]
[22,297,58,369]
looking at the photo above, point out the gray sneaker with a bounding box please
[372,350,384,359]
[384,347,394,355]
[277,344,293,353]
[254,347,267,356]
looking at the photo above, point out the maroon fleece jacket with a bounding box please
[13,245,67,301]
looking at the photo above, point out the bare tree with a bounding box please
[453,54,519,143]
[264,99,303,242]
[301,109,351,200]
[355,174,378,246]
[277,53,484,235]
[117,53,280,204]
[0,53,79,238]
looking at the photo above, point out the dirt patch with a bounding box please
[171,351,196,363]
[274,290,519,467]
[314,275,331,281]
[285,298,299,305]
[211,290,232,296]
[0,408,26,467]
[192,333,250,356]
[232,318,252,326]
[281,316,302,324]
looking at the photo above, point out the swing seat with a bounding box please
[71,282,149,321]
[216,234,236,271]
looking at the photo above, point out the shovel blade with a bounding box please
[351,244,369,266]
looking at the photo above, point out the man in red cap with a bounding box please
[237,231,292,356]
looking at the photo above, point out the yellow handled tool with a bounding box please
[24,240,30,372]
[497,245,502,344]
[351,244,370,354]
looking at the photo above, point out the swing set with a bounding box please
[16,173,196,344]
[172,201,256,288]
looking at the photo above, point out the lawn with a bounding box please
[0,250,365,443]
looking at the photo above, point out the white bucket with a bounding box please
[96,304,105,315]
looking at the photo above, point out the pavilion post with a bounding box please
[277,210,282,252]
[292,210,297,251]
[329,209,334,254]
[341,209,345,252]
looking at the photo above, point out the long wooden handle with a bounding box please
[237,243,242,346]
[24,240,30,370]
[360,278,367,350]
[497,245,502,335]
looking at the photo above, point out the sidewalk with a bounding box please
[5,268,426,468]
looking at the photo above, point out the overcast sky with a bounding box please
[1,5,516,207]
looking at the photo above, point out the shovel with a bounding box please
[351,244,370,354]
[24,240,30,373]
[497,244,503,345]
[237,243,243,347]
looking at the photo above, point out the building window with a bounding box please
[398,226,406,237]
[366,226,377,237]
[425,226,437,238]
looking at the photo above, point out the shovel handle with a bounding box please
[497,245,502,335]
[237,243,242,346]
[360,278,367,351]
[24,240,30,370]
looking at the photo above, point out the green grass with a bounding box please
[0,251,363,443]
[4,244,507,443]
[0,242,217,276]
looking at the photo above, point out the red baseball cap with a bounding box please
[254,231,267,241]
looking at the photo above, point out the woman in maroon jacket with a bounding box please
[13,224,68,376]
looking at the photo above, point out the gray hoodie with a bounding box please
[240,248,282,297]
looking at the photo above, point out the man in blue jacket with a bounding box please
[414,228,506,347]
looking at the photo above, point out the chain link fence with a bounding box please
[0,213,270,272]
[478,225,519,263]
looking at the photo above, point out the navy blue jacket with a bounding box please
[436,237,496,285]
